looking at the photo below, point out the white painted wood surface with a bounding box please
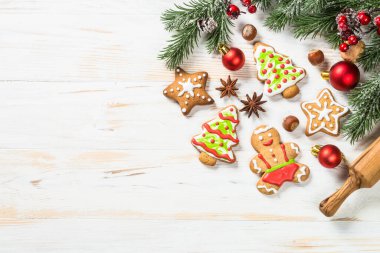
[0,1,379,252]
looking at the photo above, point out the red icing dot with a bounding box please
[262,48,266,53]
[300,70,304,74]
[262,69,267,74]
[260,59,264,63]
[272,69,277,73]
[277,84,281,88]
[230,107,233,112]
[286,60,290,64]
[228,147,231,151]
[278,57,283,61]
[284,70,289,75]
[268,88,272,93]
[268,63,273,68]
[275,74,280,79]
[219,143,223,147]
[232,130,236,133]
[269,54,274,58]
[210,139,215,144]
[216,122,219,125]
[280,64,285,69]
[291,76,296,80]
[283,78,287,83]
[292,68,296,73]
[266,80,271,84]
[202,134,206,137]
[225,126,229,130]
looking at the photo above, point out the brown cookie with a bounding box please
[163,67,214,116]
[249,125,310,195]
[253,42,306,99]
[301,88,349,136]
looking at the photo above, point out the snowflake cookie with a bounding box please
[301,88,349,136]
[253,42,306,99]
[163,67,214,116]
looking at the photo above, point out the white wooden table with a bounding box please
[0,1,379,252]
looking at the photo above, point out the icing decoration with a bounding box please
[254,45,306,96]
[257,184,278,194]
[251,159,262,173]
[265,159,295,173]
[192,105,239,163]
[301,88,349,136]
[262,163,299,186]
[177,78,202,97]
[296,166,307,182]
[258,154,271,169]
[280,144,289,162]
[253,125,272,135]
[290,143,299,154]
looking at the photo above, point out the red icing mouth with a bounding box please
[263,139,273,146]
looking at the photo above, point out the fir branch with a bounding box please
[358,34,380,72]
[251,0,274,11]
[265,0,302,32]
[343,73,380,144]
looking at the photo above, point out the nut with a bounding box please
[242,24,257,41]
[282,115,299,132]
[282,85,299,99]
[308,49,324,65]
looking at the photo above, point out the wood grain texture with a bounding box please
[0,0,379,252]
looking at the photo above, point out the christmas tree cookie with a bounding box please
[191,105,239,166]
[253,42,306,99]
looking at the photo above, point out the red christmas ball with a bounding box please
[347,35,358,45]
[357,11,371,25]
[329,61,360,91]
[374,16,380,27]
[227,4,240,19]
[241,0,251,7]
[248,5,257,13]
[222,47,245,71]
[339,42,349,52]
[337,15,347,24]
[318,145,342,168]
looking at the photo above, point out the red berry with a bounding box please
[337,15,347,24]
[374,16,380,27]
[357,11,371,25]
[347,35,358,45]
[227,4,240,19]
[377,27,380,36]
[339,43,349,52]
[338,21,348,31]
[240,0,251,7]
[248,5,257,14]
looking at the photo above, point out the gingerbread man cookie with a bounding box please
[163,67,214,116]
[250,125,310,195]
[192,105,239,166]
[301,88,349,136]
[253,42,306,99]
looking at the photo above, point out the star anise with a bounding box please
[240,92,267,118]
[216,75,239,98]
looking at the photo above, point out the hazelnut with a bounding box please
[308,49,324,65]
[282,115,299,132]
[242,24,257,41]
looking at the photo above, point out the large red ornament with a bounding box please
[218,44,245,71]
[312,145,343,168]
[321,61,360,91]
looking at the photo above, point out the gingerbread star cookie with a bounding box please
[163,67,214,116]
[301,88,349,136]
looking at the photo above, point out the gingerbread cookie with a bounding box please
[192,105,239,166]
[301,88,349,136]
[163,67,214,116]
[253,42,306,99]
[249,125,310,195]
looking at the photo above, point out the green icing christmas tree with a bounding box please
[192,105,239,165]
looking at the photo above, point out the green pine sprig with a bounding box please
[158,0,233,70]
[343,74,380,144]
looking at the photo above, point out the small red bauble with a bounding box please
[219,45,245,71]
[248,5,257,13]
[328,61,360,91]
[318,145,342,168]
[241,0,251,7]
[357,11,371,25]
[377,27,380,36]
[374,16,380,27]
[227,4,241,19]
[339,42,349,52]
[338,21,348,31]
[347,35,358,45]
[337,15,347,24]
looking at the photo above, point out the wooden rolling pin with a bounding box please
[320,136,380,217]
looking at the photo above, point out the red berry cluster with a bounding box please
[337,9,380,52]
[226,0,256,20]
